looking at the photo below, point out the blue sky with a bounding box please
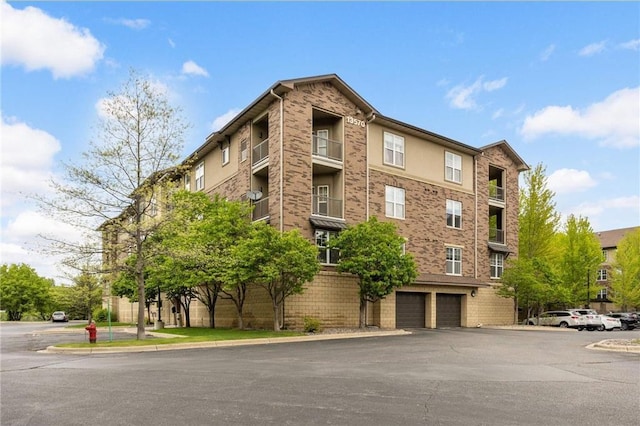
[1,1,639,283]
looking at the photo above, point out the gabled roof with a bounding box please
[188,74,378,161]
[480,140,529,171]
[596,226,639,249]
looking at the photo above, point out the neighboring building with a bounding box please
[109,74,529,329]
[593,226,640,313]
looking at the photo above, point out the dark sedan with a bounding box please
[607,312,638,330]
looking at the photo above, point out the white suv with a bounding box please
[571,309,601,331]
[525,310,585,329]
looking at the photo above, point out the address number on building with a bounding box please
[346,116,365,127]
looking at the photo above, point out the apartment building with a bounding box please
[111,74,529,329]
[593,226,640,312]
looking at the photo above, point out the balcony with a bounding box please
[252,138,269,167]
[312,195,343,219]
[251,197,269,221]
[312,135,343,162]
[489,228,505,244]
[489,184,505,202]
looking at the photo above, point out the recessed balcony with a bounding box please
[312,195,343,219]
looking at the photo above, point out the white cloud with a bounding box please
[579,41,606,57]
[1,1,105,79]
[619,39,640,51]
[0,115,60,207]
[168,38,176,48]
[445,76,508,110]
[181,60,209,77]
[548,168,597,194]
[492,109,504,120]
[105,17,150,30]
[211,109,241,132]
[540,44,555,61]
[563,195,640,229]
[520,87,640,148]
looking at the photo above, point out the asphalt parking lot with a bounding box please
[1,322,639,426]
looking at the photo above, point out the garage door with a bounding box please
[436,294,461,328]
[396,292,425,328]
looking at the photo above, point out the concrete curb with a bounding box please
[586,340,640,353]
[39,330,411,355]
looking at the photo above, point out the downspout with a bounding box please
[365,113,376,220]
[270,89,284,232]
[474,154,479,280]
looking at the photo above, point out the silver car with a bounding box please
[572,309,601,331]
[51,311,68,322]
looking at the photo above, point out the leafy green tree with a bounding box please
[610,228,640,310]
[230,223,320,331]
[329,217,418,328]
[556,215,602,307]
[112,255,159,323]
[147,191,253,328]
[518,163,561,260]
[37,69,189,339]
[71,271,104,323]
[0,264,53,321]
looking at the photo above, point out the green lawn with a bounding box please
[57,327,303,348]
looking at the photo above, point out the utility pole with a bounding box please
[586,270,590,309]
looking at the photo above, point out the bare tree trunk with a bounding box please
[359,297,366,328]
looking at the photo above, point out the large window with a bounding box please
[446,199,462,229]
[597,269,608,281]
[445,151,462,183]
[597,288,607,300]
[195,162,205,191]
[384,132,404,167]
[316,230,339,265]
[385,185,405,219]
[446,246,462,275]
[240,140,248,162]
[490,253,504,279]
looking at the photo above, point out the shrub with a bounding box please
[92,307,117,323]
[303,316,321,333]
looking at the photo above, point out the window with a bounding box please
[597,288,607,300]
[490,253,504,278]
[445,151,462,183]
[446,199,462,229]
[316,129,329,157]
[195,162,205,191]
[314,185,329,216]
[240,140,248,162]
[385,185,405,219]
[446,246,462,275]
[149,195,157,217]
[597,269,608,281]
[316,230,339,265]
[222,145,230,165]
[184,174,191,191]
[602,250,608,262]
[383,132,404,167]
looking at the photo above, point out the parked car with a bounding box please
[51,311,68,322]
[571,309,601,331]
[606,312,638,330]
[598,315,622,331]
[524,310,584,329]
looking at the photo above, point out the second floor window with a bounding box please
[385,185,405,219]
[445,151,462,183]
[446,246,462,275]
[184,174,191,191]
[384,132,404,167]
[240,140,248,162]
[446,199,462,229]
[602,250,608,262]
[597,288,607,300]
[222,145,230,165]
[195,162,205,191]
[315,229,339,265]
[597,269,608,281]
[490,253,504,278]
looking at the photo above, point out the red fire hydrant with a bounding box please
[85,321,97,344]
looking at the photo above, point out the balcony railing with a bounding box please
[489,228,505,244]
[312,195,343,218]
[252,197,269,221]
[252,138,269,166]
[489,184,505,202]
[312,135,343,162]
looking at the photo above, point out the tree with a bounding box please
[147,191,253,328]
[112,255,158,323]
[556,215,602,307]
[231,223,320,331]
[610,228,640,310]
[71,271,104,323]
[329,217,418,328]
[38,69,189,339]
[0,263,53,321]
